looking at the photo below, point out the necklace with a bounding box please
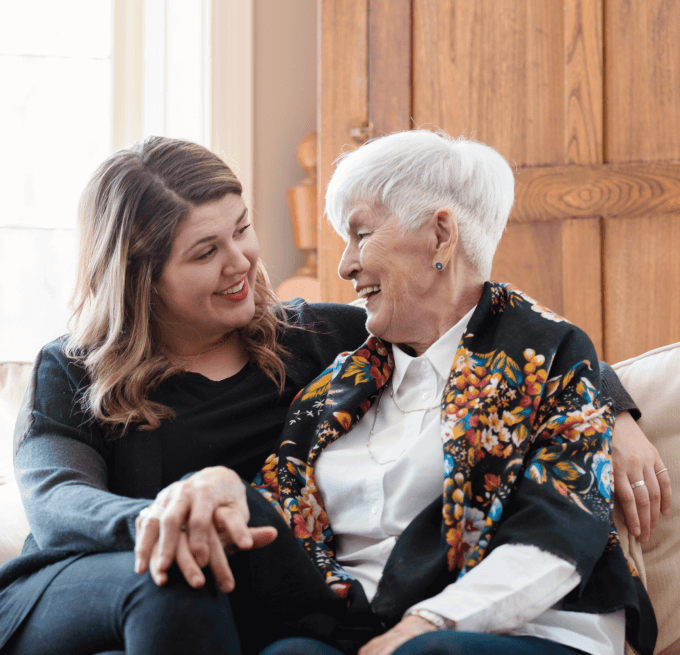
[389,389,441,414]
[366,388,392,465]
[366,381,442,465]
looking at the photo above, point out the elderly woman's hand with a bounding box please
[134,466,276,591]
[612,411,672,543]
[142,507,277,592]
[358,617,437,655]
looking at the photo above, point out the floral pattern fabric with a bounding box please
[252,281,655,654]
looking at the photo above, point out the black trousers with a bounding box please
[3,551,240,655]
[2,488,354,655]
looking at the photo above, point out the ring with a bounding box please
[655,468,669,476]
[631,480,646,489]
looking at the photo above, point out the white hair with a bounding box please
[325,130,515,278]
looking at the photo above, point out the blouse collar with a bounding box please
[391,305,477,397]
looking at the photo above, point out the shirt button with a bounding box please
[421,360,428,369]
[422,392,430,400]
[371,506,378,514]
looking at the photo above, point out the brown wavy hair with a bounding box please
[65,136,287,435]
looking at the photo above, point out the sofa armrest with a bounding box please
[613,342,680,655]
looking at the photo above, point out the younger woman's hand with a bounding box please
[612,411,672,542]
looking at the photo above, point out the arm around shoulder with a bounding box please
[599,360,641,419]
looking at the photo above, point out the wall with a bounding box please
[254,0,316,287]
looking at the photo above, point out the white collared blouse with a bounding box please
[315,307,625,654]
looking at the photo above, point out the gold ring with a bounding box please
[631,480,646,489]
[655,468,669,476]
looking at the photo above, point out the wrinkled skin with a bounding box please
[134,466,276,593]
[337,203,483,355]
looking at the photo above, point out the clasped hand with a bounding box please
[134,466,277,592]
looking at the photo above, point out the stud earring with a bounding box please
[435,262,443,271]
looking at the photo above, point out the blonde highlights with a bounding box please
[65,136,287,435]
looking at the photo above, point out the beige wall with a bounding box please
[254,0,317,288]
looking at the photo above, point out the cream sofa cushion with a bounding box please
[613,342,680,655]
[0,361,33,565]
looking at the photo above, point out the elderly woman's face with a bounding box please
[338,203,437,345]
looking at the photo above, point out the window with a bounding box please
[0,0,255,362]
[0,0,113,361]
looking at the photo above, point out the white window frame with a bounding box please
[111,0,254,211]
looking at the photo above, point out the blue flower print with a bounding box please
[592,452,612,500]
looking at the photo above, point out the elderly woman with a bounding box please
[243,131,657,655]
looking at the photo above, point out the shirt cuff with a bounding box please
[407,544,581,633]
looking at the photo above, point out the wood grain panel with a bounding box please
[561,218,603,355]
[513,163,680,221]
[491,219,603,356]
[562,0,604,355]
[369,0,412,135]
[491,222,566,314]
[318,0,368,303]
[604,215,680,362]
[605,0,680,163]
[413,0,566,166]
[566,0,603,165]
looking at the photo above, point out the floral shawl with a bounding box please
[252,282,656,655]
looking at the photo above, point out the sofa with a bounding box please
[0,361,31,565]
[1,345,679,653]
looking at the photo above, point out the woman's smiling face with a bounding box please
[153,193,259,349]
[338,202,438,347]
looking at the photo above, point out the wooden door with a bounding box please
[318,0,680,362]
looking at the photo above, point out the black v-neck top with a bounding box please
[146,302,368,485]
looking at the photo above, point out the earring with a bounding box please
[435,262,443,271]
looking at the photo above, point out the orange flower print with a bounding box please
[484,473,500,492]
[455,348,477,371]
[331,582,351,598]
[553,480,570,497]
[333,411,353,431]
[480,428,500,453]
[299,482,330,542]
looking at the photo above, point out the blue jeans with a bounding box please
[3,551,241,655]
[260,632,589,655]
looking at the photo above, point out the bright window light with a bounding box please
[0,1,113,361]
